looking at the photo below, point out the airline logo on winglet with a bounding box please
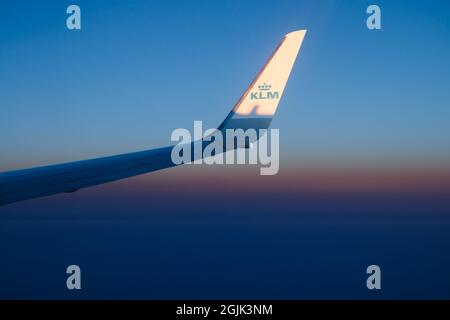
[250,83,279,100]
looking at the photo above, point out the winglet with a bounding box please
[218,29,306,132]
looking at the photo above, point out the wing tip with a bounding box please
[284,29,307,39]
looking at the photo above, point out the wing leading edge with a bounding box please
[0,30,306,205]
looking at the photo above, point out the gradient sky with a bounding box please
[1,0,450,171]
[2,0,450,300]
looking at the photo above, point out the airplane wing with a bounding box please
[0,30,306,206]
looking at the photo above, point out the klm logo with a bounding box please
[250,83,279,100]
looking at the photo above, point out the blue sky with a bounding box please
[2,1,450,299]
[1,0,450,170]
